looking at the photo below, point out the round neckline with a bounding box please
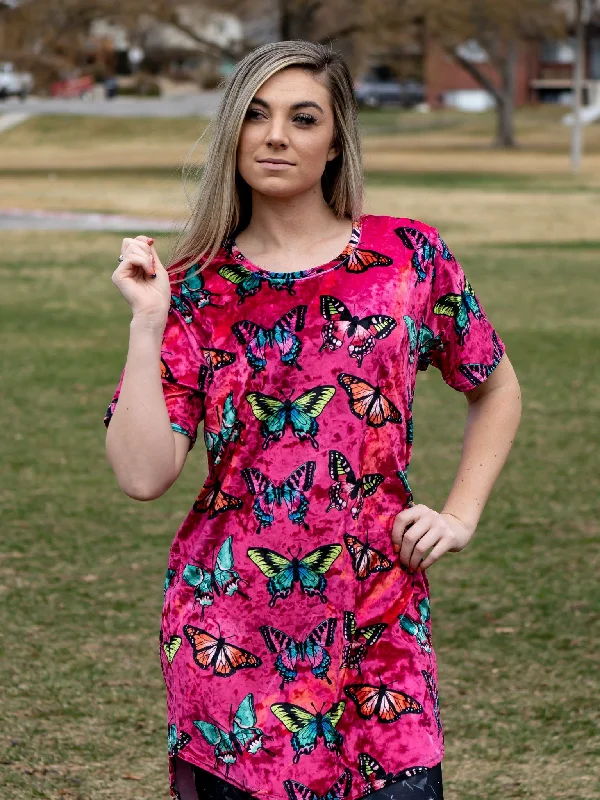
[226,214,365,280]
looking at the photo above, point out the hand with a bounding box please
[390,504,475,572]
[111,235,171,325]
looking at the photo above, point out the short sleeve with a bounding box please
[419,229,506,392]
[103,296,206,450]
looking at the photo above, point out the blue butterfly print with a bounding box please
[245,386,336,450]
[259,617,337,689]
[284,768,352,800]
[406,383,414,446]
[395,467,413,506]
[458,330,503,386]
[193,693,271,776]
[182,535,249,619]
[241,461,316,534]
[422,669,443,738]
[270,701,346,763]
[170,264,221,323]
[394,227,435,283]
[232,305,307,377]
[398,596,432,654]
[247,544,342,607]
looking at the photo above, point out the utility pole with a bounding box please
[571,0,586,172]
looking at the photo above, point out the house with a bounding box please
[425,6,600,111]
[89,5,243,83]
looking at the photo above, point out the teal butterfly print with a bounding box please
[406,383,414,446]
[204,391,245,465]
[458,330,503,386]
[398,596,432,654]
[167,723,192,757]
[194,693,271,776]
[163,567,176,596]
[395,467,414,506]
[259,617,337,689]
[432,276,482,345]
[232,305,307,377]
[242,461,316,533]
[245,386,336,450]
[270,700,346,763]
[284,768,352,800]
[170,264,221,323]
[182,535,249,619]
[403,315,419,364]
[247,544,342,607]
[416,322,444,371]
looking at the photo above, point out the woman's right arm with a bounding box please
[104,234,194,500]
[105,315,191,500]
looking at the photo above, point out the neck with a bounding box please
[243,186,341,250]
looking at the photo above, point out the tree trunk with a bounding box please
[494,38,517,148]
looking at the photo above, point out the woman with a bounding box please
[104,41,521,800]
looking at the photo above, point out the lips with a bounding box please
[258,159,294,165]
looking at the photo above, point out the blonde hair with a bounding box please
[166,40,364,283]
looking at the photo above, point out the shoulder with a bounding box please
[361,214,440,247]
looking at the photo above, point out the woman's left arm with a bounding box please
[391,353,522,572]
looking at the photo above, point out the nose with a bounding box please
[265,116,289,149]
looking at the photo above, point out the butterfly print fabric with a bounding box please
[104,214,505,800]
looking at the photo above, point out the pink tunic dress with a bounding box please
[104,214,505,800]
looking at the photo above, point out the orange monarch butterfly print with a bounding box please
[160,356,176,383]
[342,245,393,274]
[337,374,403,428]
[198,347,237,392]
[183,624,262,677]
[344,679,423,723]
[193,475,243,518]
[343,534,393,581]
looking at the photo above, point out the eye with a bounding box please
[294,113,317,125]
[245,108,264,120]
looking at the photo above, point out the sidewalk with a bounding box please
[0,208,176,231]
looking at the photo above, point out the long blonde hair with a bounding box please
[166,40,364,283]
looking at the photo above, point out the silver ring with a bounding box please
[117,254,124,263]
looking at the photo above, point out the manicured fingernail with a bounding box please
[148,238,154,245]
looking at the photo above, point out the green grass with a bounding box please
[1,232,598,799]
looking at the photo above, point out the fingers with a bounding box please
[118,235,156,278]
[391,504,440,572]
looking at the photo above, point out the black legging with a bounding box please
[187,761,443,800]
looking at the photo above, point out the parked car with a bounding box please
[0,62,33,101]
[354,78,425,109]
[50,75,95,99]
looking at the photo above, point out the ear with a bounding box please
[327,139,341,162]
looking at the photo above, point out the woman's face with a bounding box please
[236,66,340,199]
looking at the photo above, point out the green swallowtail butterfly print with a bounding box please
[245,385,335,450]
[218,261,302,304]
[432,276,482,345]
[247,544,342,607]
[193,693,272,776]
[270,700,346,763]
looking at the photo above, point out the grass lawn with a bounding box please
[1,108,599,798]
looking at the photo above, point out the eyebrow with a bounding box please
[249,97,325,114]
